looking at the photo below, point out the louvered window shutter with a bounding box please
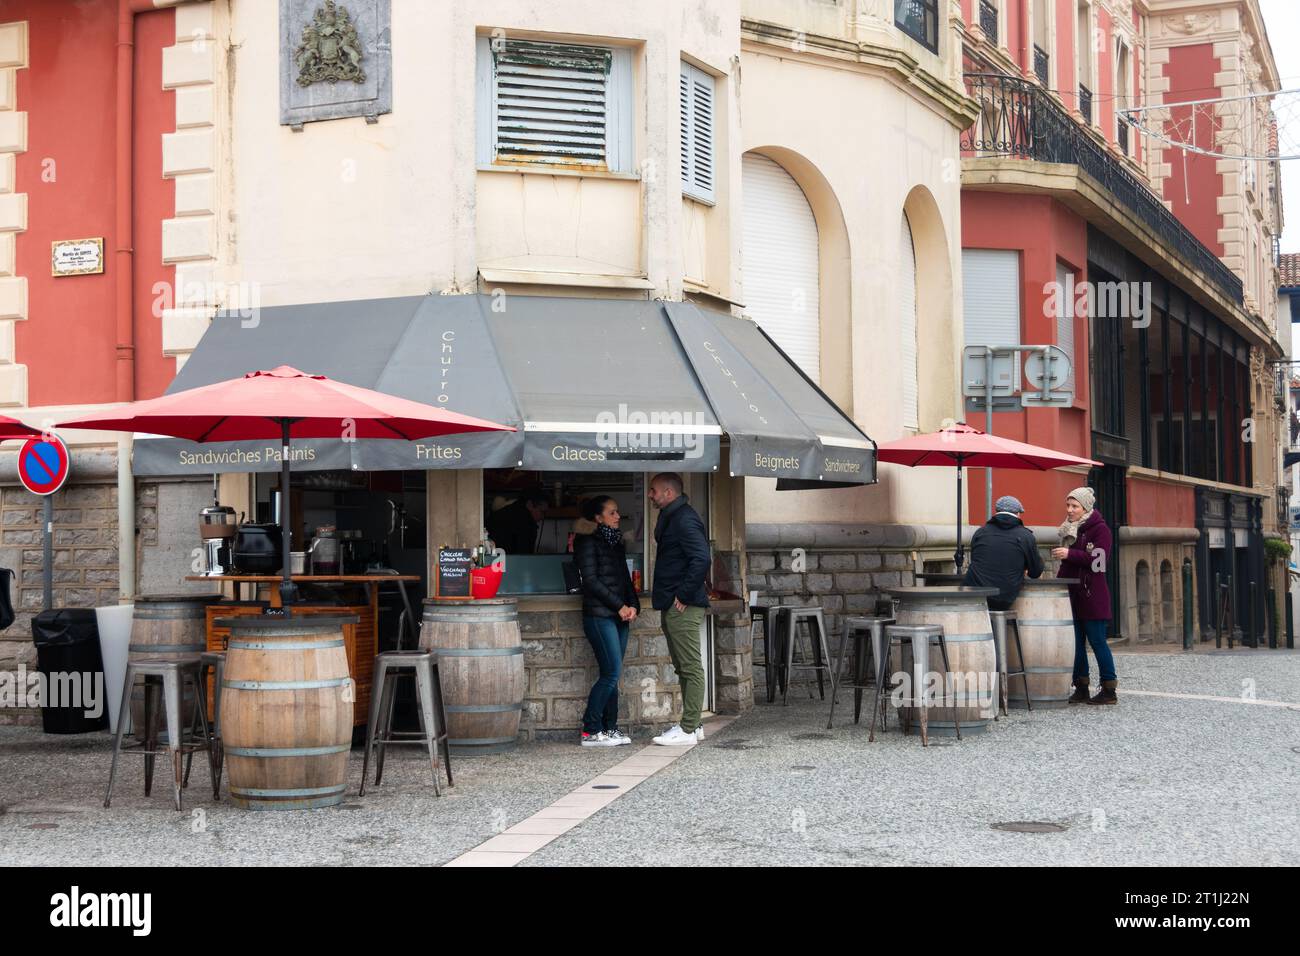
[1055,260,1076,392]
[680,62,715,202]
[489,40,613,169]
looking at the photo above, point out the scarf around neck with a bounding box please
[1058,509,1093,547]
[596,523,622,548]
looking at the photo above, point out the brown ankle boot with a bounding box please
[1088,680,1118,705]
[1068,679,1089,704]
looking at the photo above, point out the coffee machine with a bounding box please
[199,505,237,576]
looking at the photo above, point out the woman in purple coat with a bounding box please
[1050,486,1118,705]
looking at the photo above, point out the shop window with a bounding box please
[484,470,647,595]
[680,61,715,203]
[476,36,634,172]
[895,0,939,53]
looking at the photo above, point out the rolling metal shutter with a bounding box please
[962,248,1021,350]
[1055,260,1076,392]
[742,153,820,382]
[900,214,919,429]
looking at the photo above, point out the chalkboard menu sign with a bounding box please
[436,548,474,599]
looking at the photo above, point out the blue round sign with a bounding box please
[18,436,70,496]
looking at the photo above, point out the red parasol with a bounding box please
[59,366,515,605]
[0,415,43,442]
[877,422,1100,568]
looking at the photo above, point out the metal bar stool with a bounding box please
[105,657,216,811]
[989,610,1031,717]
[360,649,452,796]
[867,624,958,747]
[194,652,226,791]
[827,614,893,728]
[749,595,787,704]
[781,606,833,705]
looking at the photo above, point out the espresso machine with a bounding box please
[199,504,237,575]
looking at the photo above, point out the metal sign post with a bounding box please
[17,436,72,612]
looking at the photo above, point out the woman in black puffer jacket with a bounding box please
[573,495,640,747]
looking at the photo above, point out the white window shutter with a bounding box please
[680,62,715,202]
[962,249,1021,349]
[742,153,820,382]
[1055,260,1076,391]
[900,214,919,429]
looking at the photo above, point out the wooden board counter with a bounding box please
[186,574,420,727]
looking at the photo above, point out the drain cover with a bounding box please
[990,821,1067,833]
[792,733,832,741]
[716,739,760,750]
[791,765,817,771]
[28,823,58,830]
[591,785,619,790]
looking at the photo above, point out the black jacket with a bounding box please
[486,498,539,555]
[573,525,640,619]
[962,512,1044,610]
[651,495,711,611]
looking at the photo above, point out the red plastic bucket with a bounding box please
[471,565,504,600]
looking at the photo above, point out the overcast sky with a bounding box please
[1260,0,1299,252]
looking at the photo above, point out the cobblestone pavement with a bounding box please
[1,648,1296,866]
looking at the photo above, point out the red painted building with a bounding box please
[957,0,1285,643]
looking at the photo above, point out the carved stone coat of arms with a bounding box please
[295,0,366,86]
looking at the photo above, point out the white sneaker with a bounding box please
[605,729,632,746]
[652,725,697,746]
[694,726,705,741]
[581,731,617,747]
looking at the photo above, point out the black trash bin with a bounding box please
[30,609,109,734]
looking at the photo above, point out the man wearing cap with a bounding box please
[962,495,1044,611]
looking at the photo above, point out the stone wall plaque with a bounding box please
[51,238,104,276]
[280,0,391,127]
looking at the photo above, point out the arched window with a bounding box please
[742,153,821,382]
[900,213,919,429]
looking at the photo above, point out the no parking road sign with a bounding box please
[18,435,70,496]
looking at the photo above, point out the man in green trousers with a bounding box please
[648,473,711,746]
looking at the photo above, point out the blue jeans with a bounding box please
[1073,619,1117,683]
[582,616,629,734]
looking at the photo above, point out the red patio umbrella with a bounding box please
[0,415,42,441]
[876,422,1100,569]
[58,366,515,606]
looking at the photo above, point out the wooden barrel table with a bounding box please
[885,586,999,736]
[218,615,356,810]
[129,593,218,741]
[420,598,524,755]
[1007,578,1077,709]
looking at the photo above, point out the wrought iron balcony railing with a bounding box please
[1033,44,1049,86]
[960,72,1244,306]
[979,0,998,41]
[1078,83,1093,125]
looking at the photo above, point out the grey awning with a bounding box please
[664,302,876,482]
[134,294,872,486]
[133,296,428,475]
[355,295,719,472]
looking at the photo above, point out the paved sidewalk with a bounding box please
[1,648,1296,866]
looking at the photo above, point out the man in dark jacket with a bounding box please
[963,495,1044,610]
[648,473,710,746]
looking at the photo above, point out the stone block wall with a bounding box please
[745,548,916,698]
[517,602,753,741]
